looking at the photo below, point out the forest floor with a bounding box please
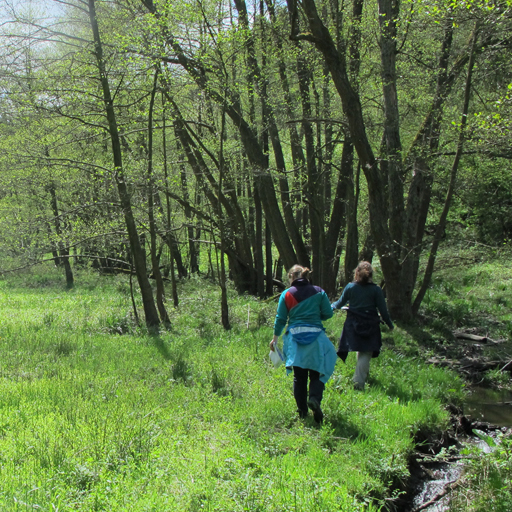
[389,245,512,512]
[0,247,510,511]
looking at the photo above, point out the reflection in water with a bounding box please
[464,386,512,428]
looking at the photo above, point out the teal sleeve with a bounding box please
[375,287,393,328]
[273,292,289,336]
[320,292,334,320]
[331,285,350,310]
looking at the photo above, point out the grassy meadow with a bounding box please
[0,264,472,511]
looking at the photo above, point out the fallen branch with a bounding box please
[454,332,488,342]
[410,476,464,512]
[453,331,505,345]
[500,359,512,372]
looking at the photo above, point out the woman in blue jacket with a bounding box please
[270,265,336,423]
[332,261,394,390]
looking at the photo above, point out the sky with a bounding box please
[1,0,64,23]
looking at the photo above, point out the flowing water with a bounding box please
[410,463,464,512]
[407,385,512,511]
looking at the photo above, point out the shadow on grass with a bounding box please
[150,334,171,360]
[326,412,366,441]
[367,377,420,403]
[388,321,458,363]
[401,319,453,345]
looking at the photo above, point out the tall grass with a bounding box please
[0,266,464,511]
[449,433,512,512]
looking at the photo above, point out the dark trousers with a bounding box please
[293,366,325,414]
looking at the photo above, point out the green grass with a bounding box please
[420,254,512,339]
[0,266,465,511]
[449,432,512,512]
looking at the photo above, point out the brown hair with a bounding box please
[287,264,311,282]
[354,261,373,284]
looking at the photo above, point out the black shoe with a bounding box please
[307,398,324,423]
[297,409,308,419]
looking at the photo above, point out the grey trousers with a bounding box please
[353,351,373,390]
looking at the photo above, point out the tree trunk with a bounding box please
[254,188,265,298]
[378,0,404,246]
[88,0,160,328]
[176,141,199,275]
[47,182,74,289]
[324,136,354,295]
[413,23,479,314]
[344,146,360,285]
[297,52,325,285]
[218,107,231,330]
[147,70,170,325]
[265,221,274,296]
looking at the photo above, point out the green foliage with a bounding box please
[0,270,466,511]
[456,161,512,245]
[419,250,512,341]
[450,433,512,512]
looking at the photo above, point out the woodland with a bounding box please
[0,0,511,327]
[1,2,512,510]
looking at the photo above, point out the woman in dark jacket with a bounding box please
[331,261,394,390]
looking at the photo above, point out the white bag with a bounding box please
[269,342,284,368]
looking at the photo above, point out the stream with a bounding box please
[464,386,512,428]
[405,385,512,512]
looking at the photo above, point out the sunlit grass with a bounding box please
[0,266,464,511]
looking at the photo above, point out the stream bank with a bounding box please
[393,413,509,511]
[388,329,512,511]
[396,389,512,512]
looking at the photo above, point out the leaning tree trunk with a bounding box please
[88,0,160,328]
[413,23,479,315]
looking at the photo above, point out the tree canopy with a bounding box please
[1,0,511,325]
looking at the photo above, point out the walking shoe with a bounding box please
[307,398,324,423]
[297,409,308,419]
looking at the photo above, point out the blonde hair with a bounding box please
[354,261,373,284]
[287,264,311,282]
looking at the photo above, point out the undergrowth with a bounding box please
[450,432,512,512]
[0,264,483,511]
